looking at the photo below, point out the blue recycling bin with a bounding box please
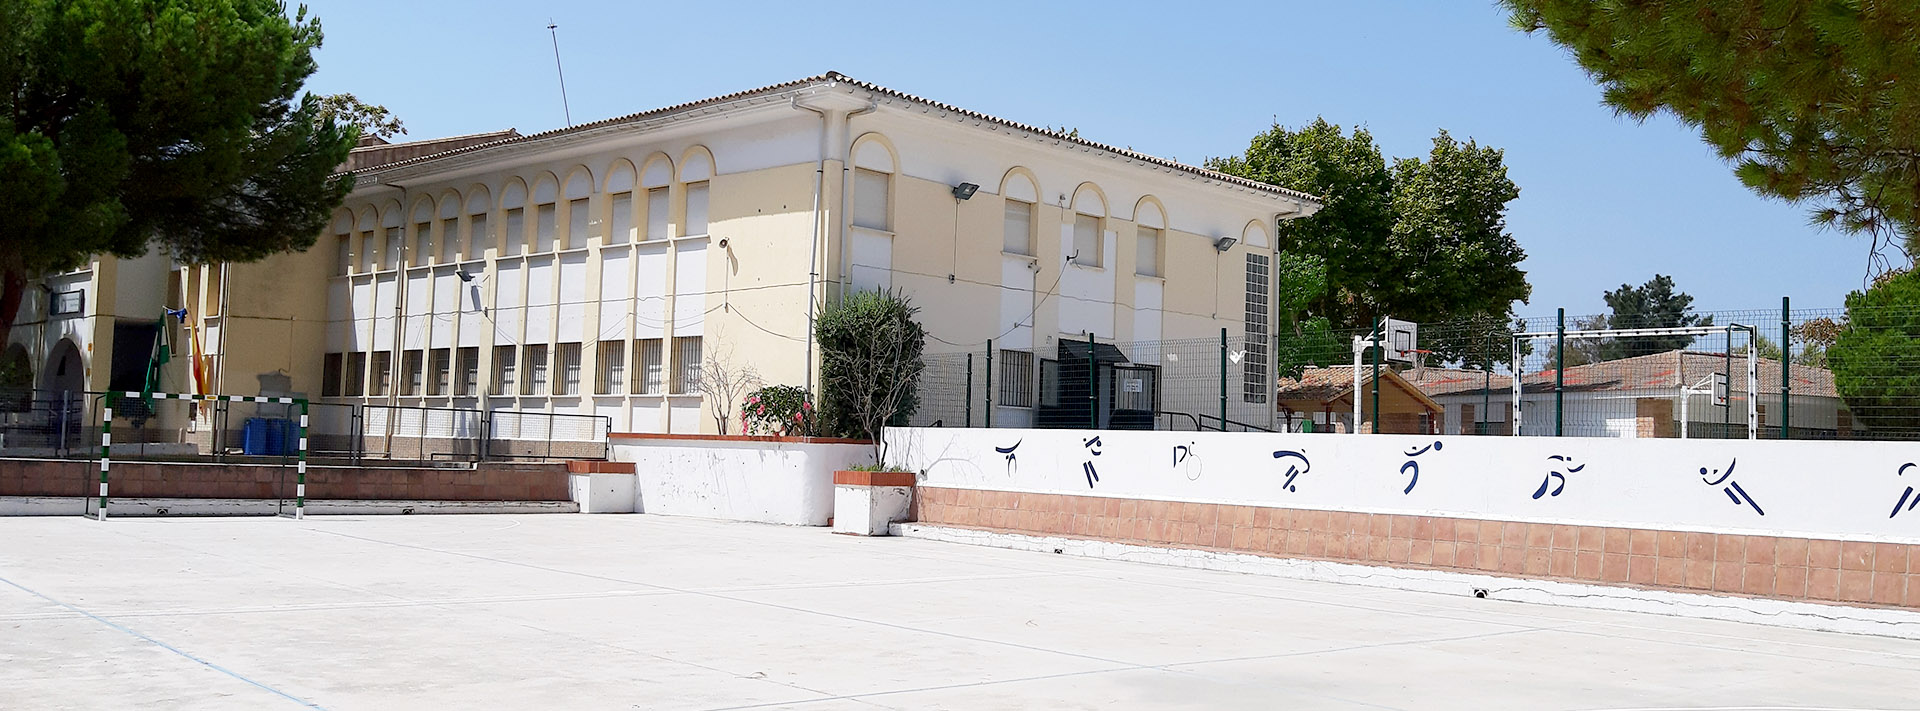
[242,417,294,456]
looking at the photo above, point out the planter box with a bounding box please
[832,470,916,536]
[610,434,871,525]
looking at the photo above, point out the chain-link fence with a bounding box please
[902,300,1920,441]
[0,390,608,462]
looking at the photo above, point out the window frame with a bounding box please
[1072,213,1103,268]
[1135,226,1163,278]
[1003,199,1034,256]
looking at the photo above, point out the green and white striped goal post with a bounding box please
[95,392,312,521]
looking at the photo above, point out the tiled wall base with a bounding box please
[894,522,1920,641]
[913,487,1920,610]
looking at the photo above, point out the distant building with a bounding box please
[1407,351,1849,438]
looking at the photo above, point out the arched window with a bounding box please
[464,187,492,262]
[355,207,378,273]
[501,180,527,257]
[680,148,714,238]
[380,203,404,270]
[409,199,434,267]
[563,167,593,250]
[1070,183,1108,268]
[605,160,638,245]
[1134,198,1167,278]
[1001,168,1039,256]
[331,210,354,276]
[532,173,559,253]
[641,155,673,241]
[437,192,461,264]
[850,135,895,232]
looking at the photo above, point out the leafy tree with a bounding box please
[1270,252,1342,380]
[1827,269,1920,435]
[316,93,406,140]
[816,290,926,464]
[1208,119,1531,364]
[1600,274,1713,358]
[1545,314,1611,367]
[0,0,358,348]
[1503,1,1920,270]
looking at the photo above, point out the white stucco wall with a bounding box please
[887,427,1920,545]
[611,437,870,525]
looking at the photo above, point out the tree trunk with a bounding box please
[0,266,25,354]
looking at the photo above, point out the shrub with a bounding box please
[815,289,926,460]
[741,384,813,436]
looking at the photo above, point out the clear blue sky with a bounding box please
[303,0,1870,316]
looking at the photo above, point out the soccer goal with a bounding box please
[1509,323,1760,439]
[91,392,311,521]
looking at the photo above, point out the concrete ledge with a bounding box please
[567,461,635,473]
[0,496,579,517]
[893,522,1920,642]
[833,470,915,487]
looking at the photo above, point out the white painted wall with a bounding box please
[612,437,870,525]
[887,427,1920,545]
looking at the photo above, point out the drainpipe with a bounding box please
[792,96,829,399]
[834,100,878,302]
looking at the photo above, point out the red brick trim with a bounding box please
[834,470,916,487]
[913,486,1920,610]
[609,432,871,445]
[566,461,636,473]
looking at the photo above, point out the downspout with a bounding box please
[834,100,878,302]
[792,96,829,399]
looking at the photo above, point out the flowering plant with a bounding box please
[741,384,814,436]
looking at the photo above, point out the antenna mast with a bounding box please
[547,20,573,127]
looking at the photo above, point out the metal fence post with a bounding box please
[1781,296,1791,439]
[1370,318,1382,434]
[1091,333,1100,429]
[1555,308,1565,437]
[984,340,994,428]
[960,351,975,428]
[97,391,115,521]
[1218,328,1228,431]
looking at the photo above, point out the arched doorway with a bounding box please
[42,339,84,395]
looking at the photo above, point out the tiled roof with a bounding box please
[344,72,1322,205]
[1404,351,1839,399]
[346,129,521,172]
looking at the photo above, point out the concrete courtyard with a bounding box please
[3,514,1919,710]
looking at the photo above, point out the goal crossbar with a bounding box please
[1509,324,1759,439]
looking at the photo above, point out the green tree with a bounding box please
[1600,274,1713,358]
[815,290,926,463]
[1828,269,1920,436]
[1503,1,1920,269]
[1208,119,1531,364]
[0,0,358,348]
[316,93,406,140]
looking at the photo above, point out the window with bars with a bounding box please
[556,342,582,395]
[343,352,366,397]
[1072,214,1102,267]
[999,349,1035,408]
[399,350,423,396]
[535,203,557,253]
[1136,226,1162,277]
[597,340,626,394]
[645,187,669,241]
[428,348,450,396]
[369,351,393,396]
[609,193,633,245]
[493,345,517,394]
[853,169,889,231]
[566,198,589,250]
[1004,200,1033,255]
[322,353,343,397]
[524,344,549,395]
[684,183,710,237]
[1244,253,1270,404]
[466,213,488,261]
[671,336,702,394]
[456,347,479,396]
[635,338,664,394]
